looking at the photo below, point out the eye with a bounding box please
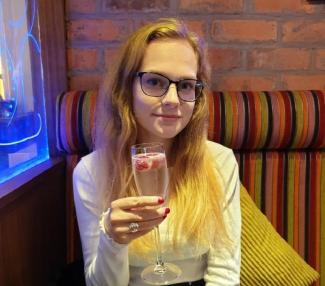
[143,74,167,89]
[146,78,161,87]
[179,80,195,91]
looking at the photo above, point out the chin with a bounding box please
[156,129,183,140]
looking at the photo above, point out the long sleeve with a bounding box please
[73,156,130,286]
[204,143,241,285]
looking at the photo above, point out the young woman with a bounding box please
[73,18,241,286]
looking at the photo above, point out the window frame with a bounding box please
[0,0,66,193]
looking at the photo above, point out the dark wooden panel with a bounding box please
[37,0,67,157]
[0,160,66,286]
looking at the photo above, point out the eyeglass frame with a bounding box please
[135,71,204,102]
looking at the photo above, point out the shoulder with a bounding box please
[206,141,239,198]
[73,150,107,211]
[73,150,101,191]
[73,151,100,181]
[206,140,238,171]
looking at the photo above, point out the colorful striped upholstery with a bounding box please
[56,90,97,154]
[57,90,325,152]
[56,90,323,285]
[208,91,325,150]
[56,90,97,262]
[234,152,324,276]
[207,91,325,286]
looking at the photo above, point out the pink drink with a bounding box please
[132,152,168,197]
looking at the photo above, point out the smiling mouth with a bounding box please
[152,114,181,119]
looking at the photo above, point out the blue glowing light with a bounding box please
[0,0,49,185]
[0,112,42,146]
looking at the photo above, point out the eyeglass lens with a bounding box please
[139,72,203,102]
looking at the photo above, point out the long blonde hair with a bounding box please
[94,18,230,255]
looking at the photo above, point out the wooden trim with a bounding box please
[37,0,67,156]
[0,157,65,208]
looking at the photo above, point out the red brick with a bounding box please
[133,19,155,30]
[316,50,325,70]
[252,0,316,13]
[281,74,325,90]
[307,3,325,14]
[104,48,119,68]
[211,20,277,43]
[247,48,310,70]
[217,74,276,91]
[208,48,242,71]
[252,0,318,14]
[67,19,130,42]
[134,19,206,39]
[67,49,98,70]
[184,20,206,38]
[179,0,243,13]
[282,20,325,43]
[66,0,97,13]
[69,74,102,90]
[103,0,168,11]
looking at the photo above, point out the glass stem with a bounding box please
[153,226,165,272]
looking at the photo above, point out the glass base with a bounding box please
[141,262,182,285]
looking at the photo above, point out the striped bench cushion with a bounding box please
[56,90,325,153]
[56,90,97,154]
[208,91,325,150]
[235,151,324,284]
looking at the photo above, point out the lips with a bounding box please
[152,113,181,119]
[152,113,182,124]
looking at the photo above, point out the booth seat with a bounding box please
[56,90,324,285]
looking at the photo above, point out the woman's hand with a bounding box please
[103,196,170,244]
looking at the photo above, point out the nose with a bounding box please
[161,83,180,106]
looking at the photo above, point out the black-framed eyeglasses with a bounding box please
[136,72,204,102]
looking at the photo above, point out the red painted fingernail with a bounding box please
[164,208,170,215]
[158,197,165,204]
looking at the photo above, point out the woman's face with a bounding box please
[133,39,197,145]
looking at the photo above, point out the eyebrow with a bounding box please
[144,70,198,81]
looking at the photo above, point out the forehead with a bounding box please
[140,39,198,79]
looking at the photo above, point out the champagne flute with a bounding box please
[131,142,181,285]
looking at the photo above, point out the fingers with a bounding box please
[112,216,166,235]
[104,196,170,245]
[112,206,169,222]
[111,196,164,210]
[106,214,167,244]
[130,206,170,220]
[114,228,153,244]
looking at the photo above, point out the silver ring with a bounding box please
[128,222,140,233]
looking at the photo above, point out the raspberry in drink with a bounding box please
[132,152,168,197]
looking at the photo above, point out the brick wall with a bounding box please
[66,0,325,91]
